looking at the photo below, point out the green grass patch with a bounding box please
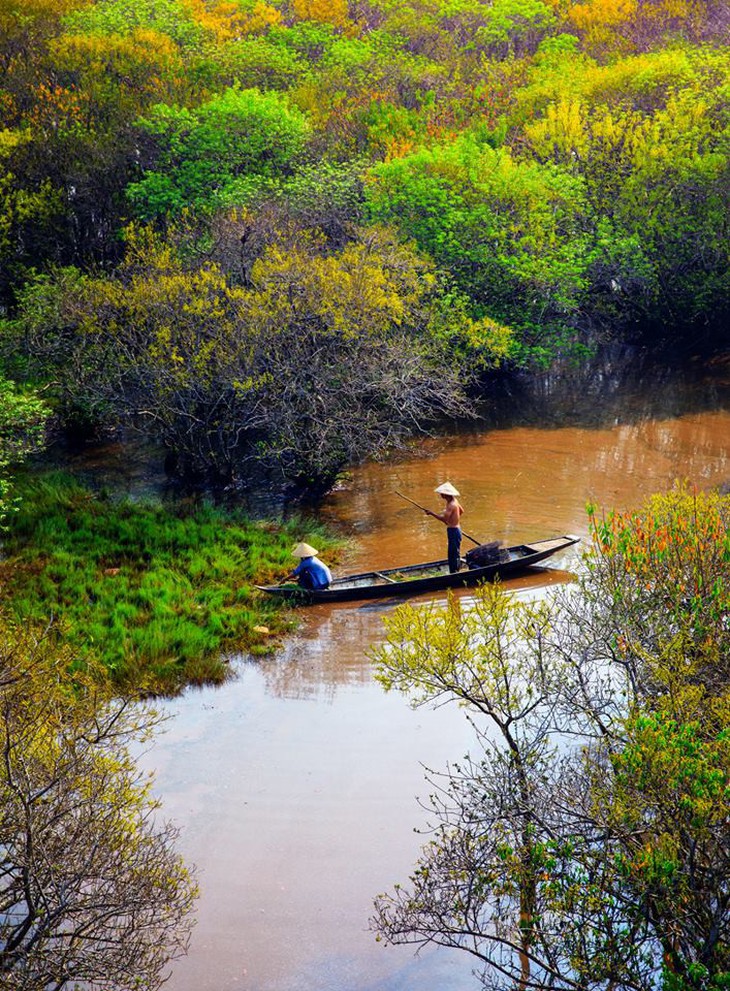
[0,472,341,694]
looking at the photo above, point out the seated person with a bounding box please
[285,542,332,590]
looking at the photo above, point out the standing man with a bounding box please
[285,542,333,590]
[425,482,464,573]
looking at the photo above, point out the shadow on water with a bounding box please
[350,566,576,613]
[31,344,730,517]
[476,343,730,434]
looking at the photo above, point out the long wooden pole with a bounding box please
[395,490,482,547]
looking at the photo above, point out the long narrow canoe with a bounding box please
[256,535,581,604]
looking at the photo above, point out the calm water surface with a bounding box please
[137,353,730,991]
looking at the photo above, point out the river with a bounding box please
[135,349,730,991]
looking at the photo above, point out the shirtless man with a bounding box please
[424,482,464,573]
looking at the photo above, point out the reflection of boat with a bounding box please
[257,535,581,604]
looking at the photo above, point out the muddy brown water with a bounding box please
[136,354,730,991]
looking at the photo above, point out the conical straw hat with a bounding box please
[291,542,319,557]
[435,482,460,497]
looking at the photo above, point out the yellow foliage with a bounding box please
[640,0,704,30]
[184,0,241,42]
[589,106,638,152]
[524,98,589,161]
[183,0,281,41]
[568,0,698,28]
[245,0,283,32]
[0,0,88,31]
[586,47,693,103]
[668,0,701,14]
[289,79,332,127]
[74,226,250,393]
[27,83,85,135]
[568,0,638,30]
[384,135,418,161]
[292,0,353,31]
[0,127,29,158]
[248,233,429,339]
[0,89,14,126]
[566,0,705,52]
[627,89,722,176]
[128,26,181,61]
[49,28,184,105]
[521,45,723,177]
[465,316,515,366]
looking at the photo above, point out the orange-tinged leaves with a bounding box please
[568,0,638,30]
[292,0,354,31]
[182,0,281,41]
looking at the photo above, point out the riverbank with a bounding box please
[0,472,343,694]
[141,379,730,991]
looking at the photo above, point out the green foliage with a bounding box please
[374,579,556,707]
[367,133,592,361]
[372,485,730,988]
[0,472,338,692]
[128,87,311,217]
[267,19,338,61]
[0,375,49,527]
[0,188,63,299]
[264,158,366,235]
[471,0,557,56]
[62,0,205,48]
[317,30,445,91]
[215,35,307,90]
[664,965,730,991]
[0,0,727,463]
[0,624,198,988]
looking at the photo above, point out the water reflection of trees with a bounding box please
[37,344,729,518]
[482,343,730,431]
[372,488,730,990]
[258,574,577,701]
[258,606,385,701]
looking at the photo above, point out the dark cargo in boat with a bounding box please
[465,541,510,569]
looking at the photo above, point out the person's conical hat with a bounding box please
[435,482,460,497]
[292,542,319,557]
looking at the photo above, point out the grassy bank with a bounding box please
[0,473,340,693]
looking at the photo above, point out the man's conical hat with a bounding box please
[292,542,319,557]
[435,482,460,497]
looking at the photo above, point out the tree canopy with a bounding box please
[0,0,726,485]
[372,484,730,990]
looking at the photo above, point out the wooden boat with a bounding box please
[256,535,580,604]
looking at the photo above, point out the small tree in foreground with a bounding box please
[0,627,197,991]
[371,484,730,991]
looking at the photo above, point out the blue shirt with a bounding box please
[293,556,332,590]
